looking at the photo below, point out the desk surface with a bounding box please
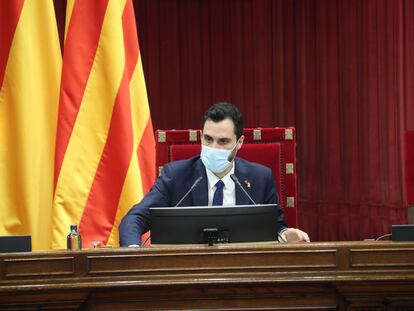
[1,241,414,310]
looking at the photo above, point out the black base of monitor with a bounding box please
[203,228,232,245]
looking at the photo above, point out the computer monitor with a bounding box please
[0,235,31,253]
[392,224,414,241]
[149,204,281,245]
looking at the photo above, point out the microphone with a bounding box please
[230,174,257,205]
[227,145,237,162]
[174,176,204,207]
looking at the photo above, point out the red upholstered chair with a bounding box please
[404,130,414,223]
[155,127,298,228]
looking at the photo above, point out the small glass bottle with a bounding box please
[67,224,82,250]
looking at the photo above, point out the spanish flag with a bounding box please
[0,1,62,250]
[52,0,155,249]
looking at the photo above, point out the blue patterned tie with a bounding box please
[212,180,224,206]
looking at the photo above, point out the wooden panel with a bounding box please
[350,248,414,268]
[0,290,87,311]
[87,249,336,274]
[2,256,74,277]
[85,284,340,311]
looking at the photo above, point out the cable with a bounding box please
[375,233,392,241]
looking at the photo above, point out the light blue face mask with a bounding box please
[200,143,237,173]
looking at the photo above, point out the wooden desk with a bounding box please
[1,241,414,310]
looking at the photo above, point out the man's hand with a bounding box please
[279,228,310,243]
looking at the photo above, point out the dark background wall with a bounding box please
[56,0,414,242]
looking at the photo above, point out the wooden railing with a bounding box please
[1,241,414,310]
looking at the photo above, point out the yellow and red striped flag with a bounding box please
[0,1,62,250]
[52,0,155,249]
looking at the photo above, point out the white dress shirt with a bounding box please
[206,164,236,206]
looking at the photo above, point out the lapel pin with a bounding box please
[244,180,251,188]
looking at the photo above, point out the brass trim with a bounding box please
[253,129,262,141]
[158,131,166,143]
[285,129,293,140]
[158,166,164,176]
[189,130,198,142]
[286,163,294,174]
[286,197,295,208]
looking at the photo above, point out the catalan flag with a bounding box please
[52,0,155,249]
[0,1,62,250]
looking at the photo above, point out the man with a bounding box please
[119,102,309,246]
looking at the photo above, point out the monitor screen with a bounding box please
[392,224,414,241]
[149,204,281,245]
[0,235,31,253]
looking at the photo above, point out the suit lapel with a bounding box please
[189,157,253,206]
[234,158,253,205]
[191,159,208,206]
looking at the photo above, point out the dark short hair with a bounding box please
[201,102,244,139]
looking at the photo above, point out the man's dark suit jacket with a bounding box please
[119,156,287,246]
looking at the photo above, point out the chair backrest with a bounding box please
[155,127,298,228]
